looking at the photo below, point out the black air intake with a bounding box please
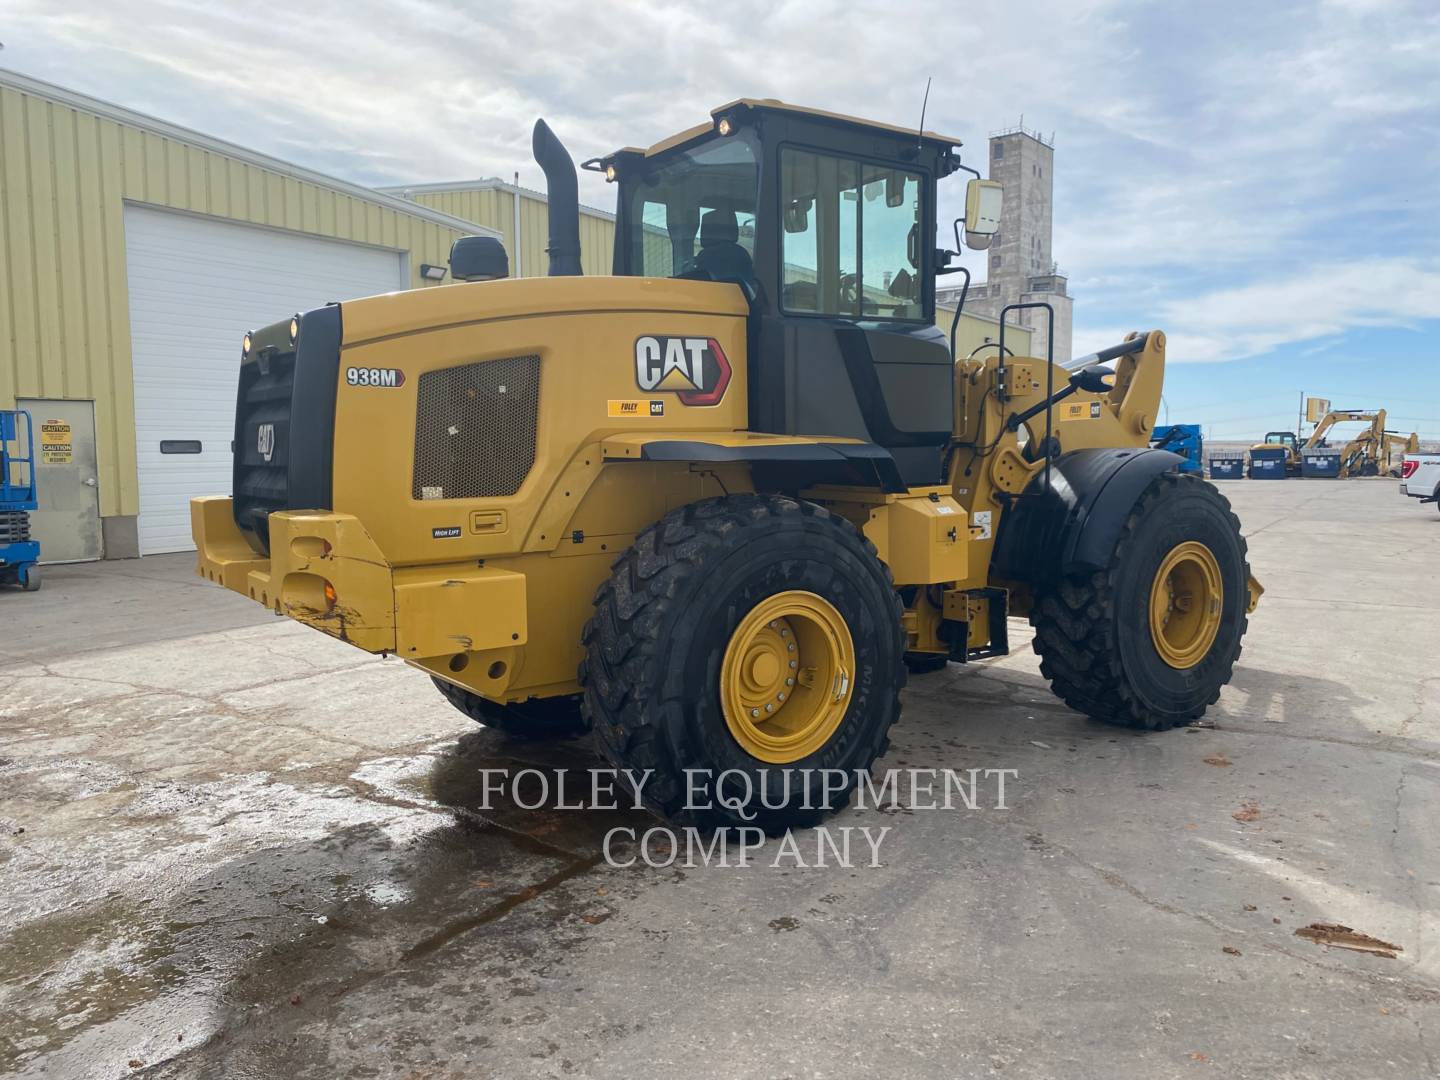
[532,119,582,276]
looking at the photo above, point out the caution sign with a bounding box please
[40,419,73,465]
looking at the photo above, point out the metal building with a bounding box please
[0,70,499,559]
[379,179,616,278]
[939,124,1074,364]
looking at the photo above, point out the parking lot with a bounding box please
[2,479,1437,1079]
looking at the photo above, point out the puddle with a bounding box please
[0,728,656,1077]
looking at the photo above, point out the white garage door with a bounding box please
[125,205,405,554]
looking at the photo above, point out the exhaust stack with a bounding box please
[532,119,582,277]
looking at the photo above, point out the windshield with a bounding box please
[621,136,758,283]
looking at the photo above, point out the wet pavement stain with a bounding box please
[10,493,1440,1080]
[0,716,671,1078]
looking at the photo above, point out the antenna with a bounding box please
[916,76,932,153]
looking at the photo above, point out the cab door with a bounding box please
[754,145,952,486]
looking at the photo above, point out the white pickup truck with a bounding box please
[1400,454,1440,513]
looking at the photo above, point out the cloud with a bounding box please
[1157,258,1440,362]
[4,0,1438,375]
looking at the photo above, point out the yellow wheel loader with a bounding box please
[193,100,1261,829]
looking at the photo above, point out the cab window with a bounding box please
[780,148,922,320]
[625,137,758,283]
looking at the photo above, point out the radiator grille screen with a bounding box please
[412,355,541,500]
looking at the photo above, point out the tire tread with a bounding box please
[580,494,906,827]
[1029,472,1249,731]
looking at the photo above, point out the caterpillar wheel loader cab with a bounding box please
[193,99,1262,829]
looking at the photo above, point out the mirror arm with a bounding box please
[945,260,971,365]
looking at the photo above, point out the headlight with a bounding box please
[289,316,300,345]
[242,332,252,358]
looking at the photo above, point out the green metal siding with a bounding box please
[940,309,1034,360]
[408,188,616,277]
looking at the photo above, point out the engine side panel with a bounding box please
[331,294,749,567]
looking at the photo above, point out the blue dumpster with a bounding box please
[1210,455,1245,480]
[1301,450,1342,478]
[1248,447,1289,479]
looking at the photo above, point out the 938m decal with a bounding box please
[346,366,405,388]
[634,336,731,406]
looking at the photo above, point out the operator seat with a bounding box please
[695,209,755,290]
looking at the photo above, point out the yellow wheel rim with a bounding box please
[720,590,855,764]
[1148,541,1223,669]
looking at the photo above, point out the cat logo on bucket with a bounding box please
[634,336,732,406]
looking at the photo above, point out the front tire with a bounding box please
[581,494,905,831]
[432,677,587,739]
[1030,472,1249,730]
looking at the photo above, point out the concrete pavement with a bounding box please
[1,479,1437,1079]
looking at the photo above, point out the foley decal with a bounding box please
[1059,401,1103,422]
[607,399,665,418]
[634,336,731,406]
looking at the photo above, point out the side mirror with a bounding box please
[449,235,509,281]
[885,171,906,208]
[783,200,810,234]
[964,178,1003,236]
[1069,365,1116,394]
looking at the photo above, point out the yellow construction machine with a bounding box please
[193,101,1261,828]
[1256,408,1421,477]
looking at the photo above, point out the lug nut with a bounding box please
[751,709,760,718]
[786,677,794,686]
[789,660,797,669]
[765,703,773,713]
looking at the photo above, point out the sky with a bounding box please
[3,0,1438,442]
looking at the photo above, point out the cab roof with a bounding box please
[611,98,965,161]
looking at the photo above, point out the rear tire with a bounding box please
[21,565,41,592]
[1030,472,1249,731]
[431,677,587,739]
[581,494,906,831]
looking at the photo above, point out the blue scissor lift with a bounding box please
[1,410,41,591]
